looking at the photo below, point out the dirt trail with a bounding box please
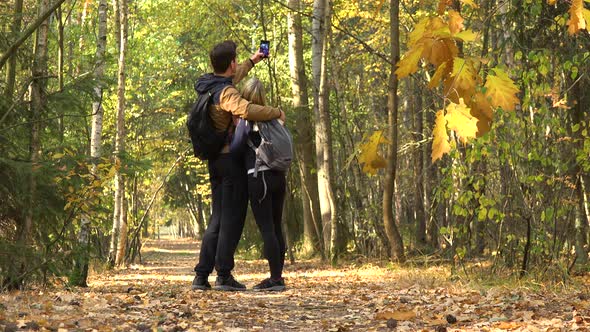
[1,237,588,331]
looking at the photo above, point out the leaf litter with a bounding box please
[1,238,588,331]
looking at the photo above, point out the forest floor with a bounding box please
[1,238,589,332]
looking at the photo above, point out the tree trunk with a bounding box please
[23,0,50,242]
[311,0,327,258]
[575,179,588,266]
[4,0,24,100]
[0,0,68,70]
[312,0,338,263]
[412,79,426,248]
[382,0,405,262]
[288,0,322,257]
[72,0,108,286]
[113,0,128,267]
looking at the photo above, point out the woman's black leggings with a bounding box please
[248,170,286,279]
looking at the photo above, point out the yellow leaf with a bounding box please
[583,8,590,29]
[448,10,464,34]
[395,45,424,79]
[421,37,458,67]
[460,0,479,7]
[429,61,451,89]
[408,18,430,47]
[52,153,65,160]
[548,0,556,4]
[568,0,586,35]
[484,68,520,111]
[444,57,477,103]
[453,29,478,42]
[358,131,390,175]
[445,98,478,143]
[438,0,452,14]
[375,310,416,320]
[468,92,494,136]
[432,110,451,162]
[432,26,452,38]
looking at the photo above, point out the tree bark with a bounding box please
[382,0,405,262]
[113,0,128,267]
[287,0,322,257]
[0,0,69,70]
[71,0,108,284]
[412,79,426,247]
[312,0,338,263]
[4,0,24,99]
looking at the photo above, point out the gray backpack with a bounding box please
[247,119,293,177]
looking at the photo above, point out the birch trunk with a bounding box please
[72,0,108,285]
[113,0,128,267]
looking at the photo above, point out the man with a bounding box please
[191,40,285,291]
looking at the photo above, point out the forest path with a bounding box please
[1,237,589,331]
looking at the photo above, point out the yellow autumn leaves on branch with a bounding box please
[567,0,590,35]
[358,0,587,174]
[395,3,522,162]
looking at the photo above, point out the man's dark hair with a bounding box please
[210,40,237,74]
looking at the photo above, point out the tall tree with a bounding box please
[412,80,426,247]
[287,0,323,256]
[72,0,109,286]
[382,0,405,262]
[109,0,128,265]
[0,0,68,70]
[4,0,24,99]
[113,0,129,267]
[311,0,338,263]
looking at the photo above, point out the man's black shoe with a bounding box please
[214,275,246,291]
[191,275,211,290]
[253,278,286,291]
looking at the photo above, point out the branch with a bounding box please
[126,150,187,262]
[268,0,395,66]
[0,0,69,70]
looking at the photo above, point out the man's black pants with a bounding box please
[194,153,248,278]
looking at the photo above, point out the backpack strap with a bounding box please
[246,138,260,178]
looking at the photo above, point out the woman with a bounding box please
[234,78,287,291]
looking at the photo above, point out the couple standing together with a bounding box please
[190,40,288,292]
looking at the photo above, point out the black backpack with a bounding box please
[187,83,230,160]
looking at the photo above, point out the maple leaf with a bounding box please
[396,45,424,79]
[444,57,478,103]
[429,61,451,89]
[448,10,464,34]
[568,0,586,35]
[408,18,430,47]
[432,110,451,162]
[358,130,390,175]
[445,98,478,143]
[484,68,520,112]
[583,8,590,29]
[468,92,494,136]
[421,37,458,67]
[453,29,478,42]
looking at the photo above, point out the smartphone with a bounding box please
[259,40,270,58]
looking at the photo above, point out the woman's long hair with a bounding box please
[241,78,266,106]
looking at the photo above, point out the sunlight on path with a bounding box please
[0,237,588,331]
